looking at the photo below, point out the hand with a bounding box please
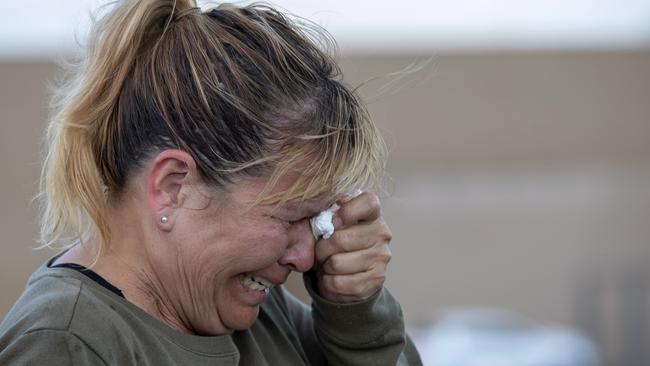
[315,192,392,303]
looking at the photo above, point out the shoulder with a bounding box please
[0,266,138,360]
[1,265,130,334]
[1,269,85,335]
[0,268,113,364]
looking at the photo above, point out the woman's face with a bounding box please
[153,173,330,335]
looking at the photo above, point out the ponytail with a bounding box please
[40,0,198,250]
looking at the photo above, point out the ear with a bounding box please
[146,149,199,230]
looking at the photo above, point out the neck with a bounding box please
[53,210,195,334]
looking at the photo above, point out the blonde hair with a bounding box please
[40,0,386,252]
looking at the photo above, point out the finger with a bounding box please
[315,221,391,263]
[316,225,374,263]
[321,245,391,275]
[319,266,386,299]
[336,192,381,226]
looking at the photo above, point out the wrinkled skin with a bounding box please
[54,149,392,335]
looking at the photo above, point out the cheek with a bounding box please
[185,212,291,272]
[259,224,290,249]
[242,224,290,258]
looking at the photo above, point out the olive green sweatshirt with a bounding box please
[0,259,422,365]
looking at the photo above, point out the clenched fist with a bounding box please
[315,192,392,303]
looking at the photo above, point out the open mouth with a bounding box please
[239,273,273,293]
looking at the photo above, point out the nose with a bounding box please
[278,219,315,272]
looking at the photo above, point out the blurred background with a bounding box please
[1,1,649,364]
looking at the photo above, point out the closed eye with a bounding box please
[277,217,309,229]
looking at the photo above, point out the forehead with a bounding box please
[228,172,334,213]
[264,157,339,199]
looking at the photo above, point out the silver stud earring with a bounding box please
[161,216,169,224]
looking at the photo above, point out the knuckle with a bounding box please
[369,263,387,280]
[366,193,381,213]
[379,246,392,264]
[327,254,342,273]
[379,225,392,242]
[329,275,346,293]
[330,230,348,247]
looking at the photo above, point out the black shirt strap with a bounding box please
[50,262,125,298]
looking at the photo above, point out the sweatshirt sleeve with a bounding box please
[299,271,423,366]
[0,329,107,365]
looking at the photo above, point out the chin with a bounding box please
[223,305,261,331]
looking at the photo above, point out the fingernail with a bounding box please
[332,216,343,229]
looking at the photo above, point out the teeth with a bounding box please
[240,274,273,292]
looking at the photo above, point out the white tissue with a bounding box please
[310,190,362,240]
[310,203,340,240]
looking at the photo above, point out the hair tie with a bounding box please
[174,6,202,21]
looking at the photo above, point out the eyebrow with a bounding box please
[284,200,329,217]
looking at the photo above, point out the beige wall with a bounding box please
[0,62,55,315]
[2,51,650,362]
